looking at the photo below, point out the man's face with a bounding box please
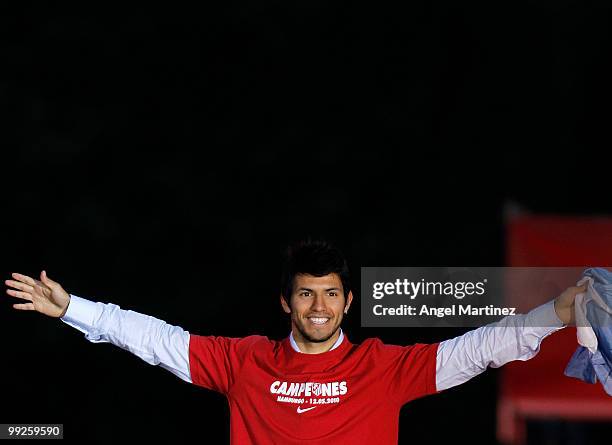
[280,273,353,344]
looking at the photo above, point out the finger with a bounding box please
[40,270,57,289]
[11,273,37,287]
[4,280,34,293]
[6,289,33,301]
[13,303,35,311]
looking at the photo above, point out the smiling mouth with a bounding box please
[307,317,331,326]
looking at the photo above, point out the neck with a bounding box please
[291,328,342,354]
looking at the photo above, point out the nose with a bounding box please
[310,294,327,312]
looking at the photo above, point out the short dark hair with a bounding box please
[281,239,351,303]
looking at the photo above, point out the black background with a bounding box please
[2,2,611,444]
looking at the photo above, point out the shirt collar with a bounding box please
[289,328,344,353]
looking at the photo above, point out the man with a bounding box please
[5,240,585,444]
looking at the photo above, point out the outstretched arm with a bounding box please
[435,284,586,391]
[5,271,191,383]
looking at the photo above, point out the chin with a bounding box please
[300,325,339,343]
[308,333,332,343]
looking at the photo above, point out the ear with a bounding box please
[280,295,291,314]
[344,291,354,314]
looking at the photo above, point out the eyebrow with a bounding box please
[297,287,341,292]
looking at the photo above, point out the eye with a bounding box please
[300,291,312,297]
[328,292,338,297]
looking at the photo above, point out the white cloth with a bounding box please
[574,276,612,354]
[60,295,191,382]
[436,299,564,390]
[60,295,565,391]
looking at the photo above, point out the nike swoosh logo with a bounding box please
[296,406,317,414]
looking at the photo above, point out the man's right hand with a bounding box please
[5,271,71,318]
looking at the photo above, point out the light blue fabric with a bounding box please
[564,268,612,396]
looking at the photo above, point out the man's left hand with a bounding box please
[554,282,588,325]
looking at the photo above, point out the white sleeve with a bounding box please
[60,294,192,383]
[435,300,565,391]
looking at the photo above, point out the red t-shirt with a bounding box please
[189,334,439,445]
